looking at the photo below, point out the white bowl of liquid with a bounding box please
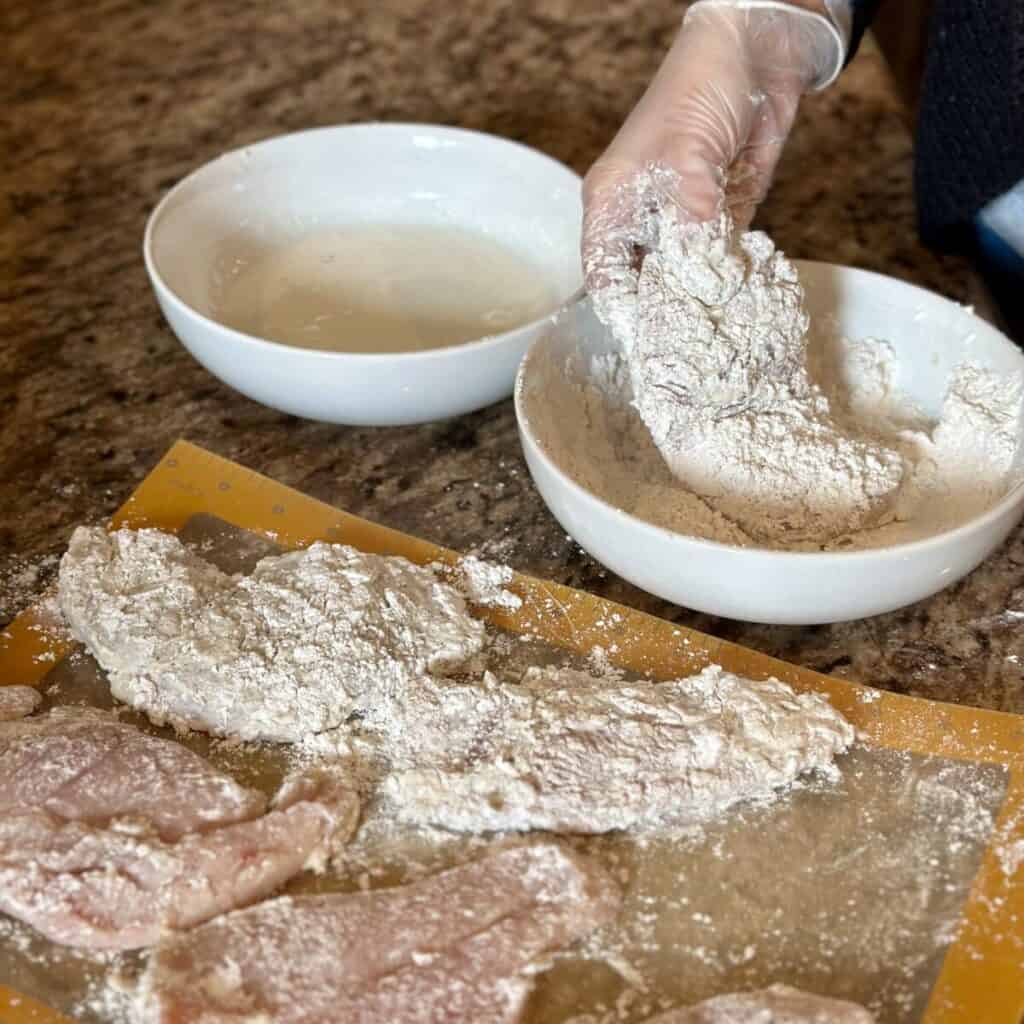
[516,273,1024,625]
[144,123,582,425]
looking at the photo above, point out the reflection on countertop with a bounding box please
[3,0,1021,713]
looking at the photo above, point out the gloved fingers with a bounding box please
[582,162,692,348]
[582,16,757,299]
[581,165,645,342]
[583,1,839,310]
[582,160,654,294]
[725,88,802,230]
[583,139,729,279]
[583,147,730,309]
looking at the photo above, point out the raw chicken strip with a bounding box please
[616,212,902,544]
[645,984,875,1022]
[58,526,484,743]
[0,685,41,721]
[0,707,266,840]
[135,843,620,1024]
[0,771,358,950]
[382,665,854,833]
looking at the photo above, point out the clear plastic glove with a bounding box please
[583,0,850,323]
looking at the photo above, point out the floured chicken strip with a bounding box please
[644,983,874,1023]
[0,685,41,721]
[601,210,903,545]
[58,526,484,744]
[382,665,854,834]
[135,843,619,1024]
[0,707,359,949]
[0,707,265,839]
[55,526,852,838]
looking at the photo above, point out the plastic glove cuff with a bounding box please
[689,0,849,91]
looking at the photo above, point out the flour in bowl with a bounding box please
[605,211,904,545]
[568,209,1023,550]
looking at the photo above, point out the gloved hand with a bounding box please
[582,0,851,326]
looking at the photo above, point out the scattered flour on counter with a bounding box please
[577,199,1024,550]
[448,555,523,611]
[0,552,59,624]
[998,837,1024,879]
[991,802,1024,879]
[77,969,135,1024]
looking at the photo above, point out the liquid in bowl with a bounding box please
[211,223,560,354]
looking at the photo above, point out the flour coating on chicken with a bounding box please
[58,526,484,744]
[0,707,358,949]
[136,843,619,1024]
[382,665,854,833]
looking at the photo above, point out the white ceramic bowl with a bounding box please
[516,265,1024,625]
[144,123,582,426]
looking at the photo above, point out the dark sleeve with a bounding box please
[846,0,885,62]
[916,0,1024,248]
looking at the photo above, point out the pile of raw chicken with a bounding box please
[0,527,872,1023]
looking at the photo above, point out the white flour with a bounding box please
[382,664,854,834]
[57,528,853,836]
[582,206,1023,550]
[442,555,523,612]
[57,527,486,747]
[616,212,904,545]
[527,346,1023,551]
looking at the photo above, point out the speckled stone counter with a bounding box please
[4,0,1021,713]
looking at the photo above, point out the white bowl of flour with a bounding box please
[144,123,582,425]
[516,268,1024,624]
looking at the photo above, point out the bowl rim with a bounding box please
[143,121,584,365]
[514,282,1024,563]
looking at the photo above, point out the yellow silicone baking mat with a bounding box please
[2,440,1023,1023]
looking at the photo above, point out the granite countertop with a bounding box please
[3,0,1022,713]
